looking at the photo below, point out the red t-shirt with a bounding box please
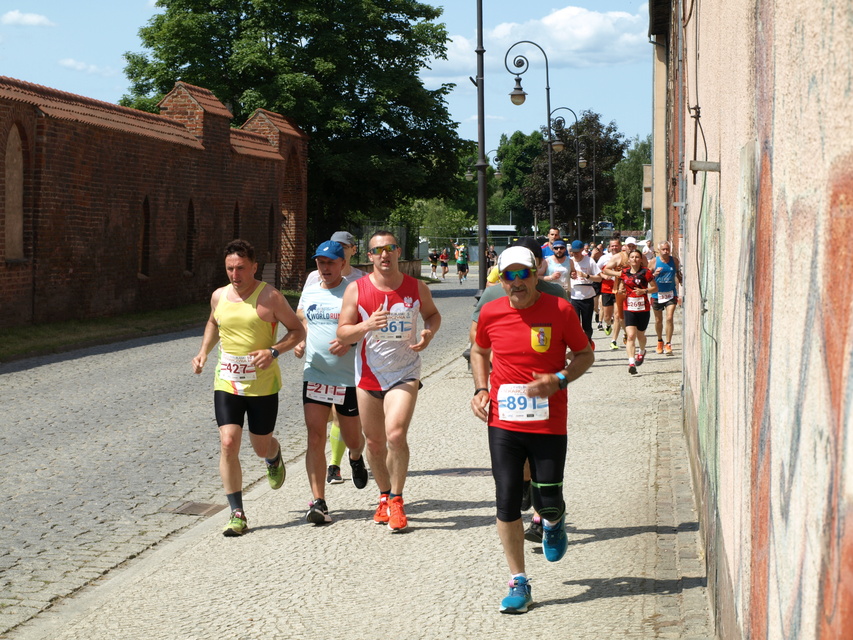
[475,293,589,435]
[620,267,655,312]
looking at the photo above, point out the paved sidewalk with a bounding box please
[10,315,713,639]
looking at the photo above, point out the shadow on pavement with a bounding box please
[533,575,708,607]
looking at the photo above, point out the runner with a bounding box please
[651,241,682,355]
[617,249,658,375]
[602,236,647,350]
[428,247,439,278]
[455,243,469,284]
[302,230,365,484]
[337,231,442,532]
[439,246,450,280]
[542,239,571,290]
[469,237,569,546]
[568,239,602,343]
[470,245,594,614]
[294,241,369,524]
[596,238,621,339]
[540,227,561,258]
[191,239,305,536]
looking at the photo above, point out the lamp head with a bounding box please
[509,77,527,105]
[551,139,565,153]
[579,156,588,169]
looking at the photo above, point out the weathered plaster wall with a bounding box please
[671,0,853,637]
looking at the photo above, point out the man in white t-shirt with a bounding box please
[303,231,365,289]
[568,239,602,342]
[542,239,571,290]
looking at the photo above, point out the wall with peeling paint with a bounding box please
[654,0,853,637]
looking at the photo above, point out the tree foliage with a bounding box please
[121,0,462,240]
[521,110,627,241]
[492,130,543,233]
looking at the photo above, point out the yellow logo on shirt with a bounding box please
[531,326,551,352]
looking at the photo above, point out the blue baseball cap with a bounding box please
[312,240,345,260]
[552,239,567,248]
[570,240,585,252]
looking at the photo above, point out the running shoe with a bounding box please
[306,498,332,525]
[604,324,612,336]
[524,517,543,543]
[610,341,619,351]
[623,335,627,345]
[520,480,532,511]
[589,339,595,351]
[223,509,248,537]
[665,343,674,356]
[629,364,638,375]
[388,496,408,532]
[636,352,645,366]
[349,455,369,489]
[266,457,285,490]
[656,340,664,354]
[597,322,603,330]
[500,576,532,614]
[326,464,344,485]
[542,516,568,562]
[373,495,390,524]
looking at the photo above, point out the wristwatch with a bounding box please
[555,371,568,390]
[269,347,280,359]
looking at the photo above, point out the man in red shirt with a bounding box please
[470,246,595,614]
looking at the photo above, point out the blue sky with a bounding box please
[1,1,651,154]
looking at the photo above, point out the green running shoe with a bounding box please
[267,458,285,490]
[223,509,248,537]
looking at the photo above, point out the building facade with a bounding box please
[0,77,308,328]
[649,2,853,638]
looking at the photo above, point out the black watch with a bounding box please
[269,347,280,359]
[555,372,568,390]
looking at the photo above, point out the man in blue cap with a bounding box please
[294,240,369,524]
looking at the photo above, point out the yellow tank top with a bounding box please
[213,281,281,396]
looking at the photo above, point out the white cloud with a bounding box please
[1,10,56,27]
[59,58,118,77]
[426,4,648,80]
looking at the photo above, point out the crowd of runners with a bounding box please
[191,228,680,614]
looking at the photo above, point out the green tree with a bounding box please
[603,134,652,231]
[523,111,627,241]
[492,130,543,234]
[121,0,462,240]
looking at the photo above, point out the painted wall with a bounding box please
[653,0,853,637]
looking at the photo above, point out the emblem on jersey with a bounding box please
[403,296,414,308]
[531,326,551,353]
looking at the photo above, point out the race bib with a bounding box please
[306,382,346,405]
[657,290,674,303]
[374,311,414,341]
[219,351,257,381]
[627,296,646,312]
[497,384,549,422]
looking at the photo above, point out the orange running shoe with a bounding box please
[656,341,664,354]
[373,495,390,524]
[664,343,674,355]
[388,496,408,532]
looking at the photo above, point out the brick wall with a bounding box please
[0,78,308,327]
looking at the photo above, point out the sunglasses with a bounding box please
[501,268,532,281]
[367,243,399,255]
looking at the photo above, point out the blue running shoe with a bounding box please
[500,576,532,614]
[542,516,568,562]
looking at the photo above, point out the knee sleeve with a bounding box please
[532,481,565,522]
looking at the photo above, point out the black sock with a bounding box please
[389,492,402,501]
[226,491,243,512]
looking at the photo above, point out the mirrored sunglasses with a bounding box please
[501,268,532,281]
[367,243,399,255]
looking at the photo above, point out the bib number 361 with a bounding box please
[497,384,549,422]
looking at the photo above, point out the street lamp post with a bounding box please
[550,107,582,241]
[474,0,487,293]
[465,150,502,182]
[505,40,555,229]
